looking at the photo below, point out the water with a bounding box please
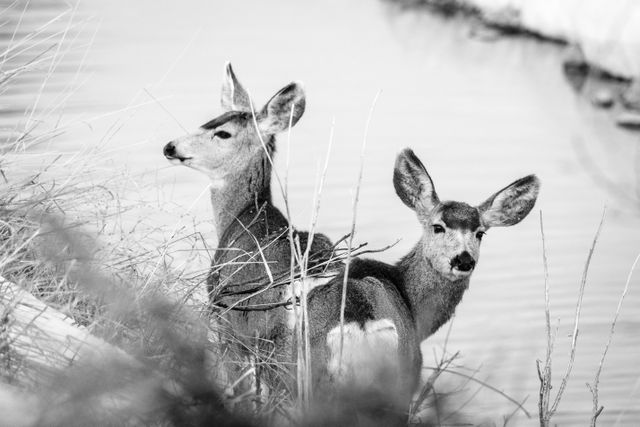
[4,0,640,424]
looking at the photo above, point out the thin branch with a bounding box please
[143,88,187,132]
[430,367,532,418]
[338,90,381,367]
[412,351,460,415]
[549,208,606,415]
[504,397,529,427]
[538,210,553,425]
[587,252,640,427]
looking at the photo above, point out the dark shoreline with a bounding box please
[383,0,640,129]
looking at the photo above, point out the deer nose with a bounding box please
[163,142,176,158]
[451,251,476,272]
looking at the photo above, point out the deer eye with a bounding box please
[476,231,485,241]
[432,224,445,234]
[214,130,232,139]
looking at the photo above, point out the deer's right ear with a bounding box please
[393,149,439,212]
[221,62,251,112]
[258,82,306,135]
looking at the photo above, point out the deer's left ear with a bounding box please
[478,175,540,227]
[257,82,305,135]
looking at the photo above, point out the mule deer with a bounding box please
[163,63,336,395]
[307,148,540,416]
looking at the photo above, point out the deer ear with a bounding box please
[478,175,540,227]
[257,82,305,135]
[221,62,251,112]
[393,148,439,212]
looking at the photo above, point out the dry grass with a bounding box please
[3,3,636,426]
[0,30,472,422]
[0,10,404,422]
[0,4,233,424]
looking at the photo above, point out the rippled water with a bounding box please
[4,0,640,425]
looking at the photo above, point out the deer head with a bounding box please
[393,148,540,282]
[163,62,305,184]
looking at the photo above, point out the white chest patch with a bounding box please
[284,274,337,330]
[325,319,399,389]
[208,177,227,189]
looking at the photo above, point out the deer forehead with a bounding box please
[433,201,481,231]
[200,110,250,131]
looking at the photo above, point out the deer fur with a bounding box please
[164,63,336,394]
[307,148,540,415]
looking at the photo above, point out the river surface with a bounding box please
[3,0,640,425]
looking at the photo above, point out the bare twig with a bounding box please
[433,366,532,418]
[338,90,381,368]
[411,351,460,416]
[587,252,640,427]
[551,209,605,413]
[503,397,529,427]
[537,210,553,425]
[538,208,606,426]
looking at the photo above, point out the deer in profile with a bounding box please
[307,148,540,419]
[163,63,336,396]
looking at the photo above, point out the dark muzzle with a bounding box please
[163,141,176,158]
[451,251,476,272]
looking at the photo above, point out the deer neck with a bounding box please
[396,239,470,344]
[209,153,272,240]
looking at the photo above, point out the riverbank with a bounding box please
[387,0,640,128]
[393,0,640,79]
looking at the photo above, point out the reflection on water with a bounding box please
[5,0,640,424]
